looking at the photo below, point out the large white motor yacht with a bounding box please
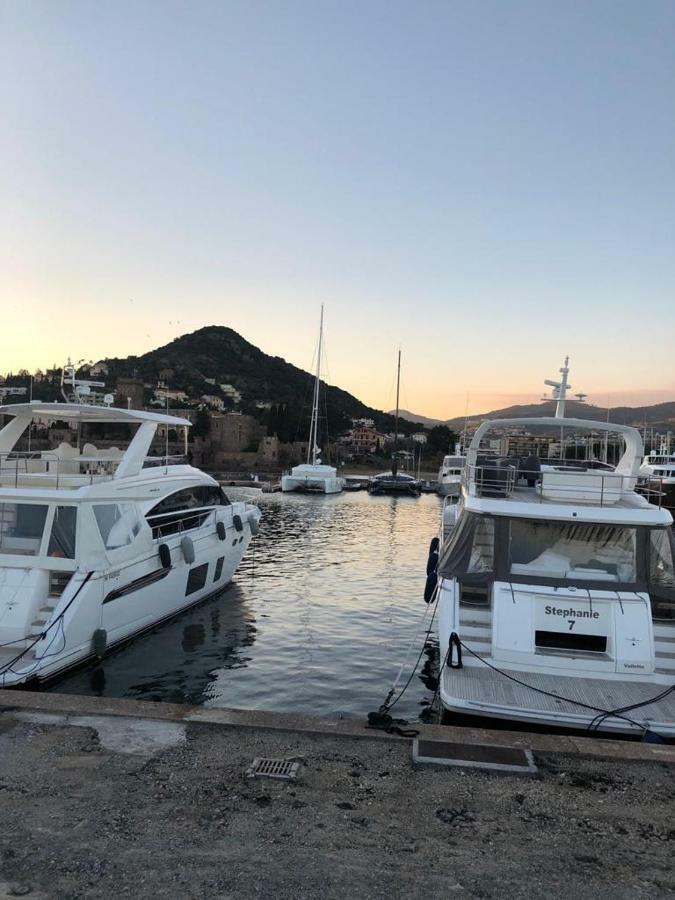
[437,446,466,497]
[639,441,675,513]
[281,306,345,495]
[433,416,675,737]
[0,401,261,686]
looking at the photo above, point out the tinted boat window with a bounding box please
[47,506,77,559]
[146,485,229,537]
[0,503,48,556]
[186,563,208,596]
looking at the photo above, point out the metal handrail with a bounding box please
[0,450,188,488]
[464,462,666,508]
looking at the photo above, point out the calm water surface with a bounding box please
[53,491,442,721]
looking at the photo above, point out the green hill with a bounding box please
[103,326,426,441]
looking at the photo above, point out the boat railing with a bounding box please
[463,461,667,508]
[145,504,221,539]
[0,450,189,489]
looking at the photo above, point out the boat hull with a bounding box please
[0,506,259,687]
[281,476,344,494]
[368,478,421,497]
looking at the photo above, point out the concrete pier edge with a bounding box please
[1,688,674,766]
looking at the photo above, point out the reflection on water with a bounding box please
[53,492,442,721]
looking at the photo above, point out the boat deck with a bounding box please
[443,663,675,733]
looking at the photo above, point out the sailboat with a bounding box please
[281,307,345,495]
[368,350,422,497]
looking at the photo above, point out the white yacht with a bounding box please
[433,416,675,737]
[281,306,345,495]
[437,446,466,497]
[0,401,261,686]
[639,440,675,513]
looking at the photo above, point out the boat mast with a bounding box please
[307,305,324,466]
[392,348,401,476]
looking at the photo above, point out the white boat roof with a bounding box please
[0,401,191,427]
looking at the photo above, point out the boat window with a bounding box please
[47,506,77,559]
[146,485,230,538]
[649,529,675,621]
[468,518,495,574]
[0,503,48,556]
[437,512,495,582]
[186,563,208,596]
[509,520,636,583]
[650,530,675,588]
[214,556,224,582]
[94,504,142,550]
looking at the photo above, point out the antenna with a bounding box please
[542,355,581,418]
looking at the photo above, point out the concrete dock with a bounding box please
[0,691,674,899]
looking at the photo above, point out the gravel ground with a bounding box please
[0,711,673,900]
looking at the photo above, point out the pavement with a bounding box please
[0,690,674,899]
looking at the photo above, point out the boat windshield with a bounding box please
[509,520,636,583]
[0,502,48,556]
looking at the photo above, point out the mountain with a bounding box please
[388,409,445,427]
[443,400,675,432]
[395,398,675,433]
[102,326,425,440]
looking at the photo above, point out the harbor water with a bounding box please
[52,491,442,722]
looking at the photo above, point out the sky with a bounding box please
[1,0,674,418]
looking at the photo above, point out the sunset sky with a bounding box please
[1,1,674,418]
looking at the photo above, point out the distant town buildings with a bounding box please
[341,425,386,454]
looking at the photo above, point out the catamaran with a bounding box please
[0,397,261,686]
[432,361,675,737]
[281,306,345,495]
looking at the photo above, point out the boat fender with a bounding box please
[423,571,437,603]
[181,536,195,564]
[159,543,172,569]
[233,514,244,533]
[248,514,259,536]
[448,632,463,669]
[426,550,439,577]
[428,536,440,555]
[92,628,107,660]
[216,521,226,541]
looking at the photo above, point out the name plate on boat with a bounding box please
[535,600,609,636]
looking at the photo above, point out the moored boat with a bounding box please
[281,306,345,495]
[432,415,675,737]
[0,400,261,686]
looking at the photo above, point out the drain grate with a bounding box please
[413,739,537,777]
[246,757,301,782]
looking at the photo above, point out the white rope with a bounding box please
[386,585,435,697]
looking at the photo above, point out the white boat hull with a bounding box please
[0,503,259,686]
[281,475,344,494]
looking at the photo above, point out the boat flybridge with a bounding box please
[434,416,675,737]
[0,401,261,686]
[281,306,345,495]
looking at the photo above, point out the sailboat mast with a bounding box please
[308,305,324,466]
[392,348,401,476]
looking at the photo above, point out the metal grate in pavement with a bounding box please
[246,757,301,781]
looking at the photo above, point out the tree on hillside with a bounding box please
[427,425,457,454]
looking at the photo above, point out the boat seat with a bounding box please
[52,443,80,475]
